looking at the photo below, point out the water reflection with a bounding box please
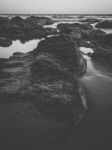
[0,39,40,58]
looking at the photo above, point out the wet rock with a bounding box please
[0,16,9,27]
[0,23,24,40]
[45,27,58,35]
[80,18,100,24]
[88,30,112,47]
[26,16,53,26]
[0,37,12,47]
[10,52,25,59]
[91,50,112,66]
[57,23,93,40]
[10,16,26,27]
[0,16,54,42]
[0,35,87,124]
[95,20,112,29]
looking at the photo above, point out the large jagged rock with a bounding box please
[95,20,112,29]
[0,35,87,124]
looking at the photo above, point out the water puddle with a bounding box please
[0,39,41,58]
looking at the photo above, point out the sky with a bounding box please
[0,0,112,14]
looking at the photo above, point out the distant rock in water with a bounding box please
[0,35,87,124]
[95,20,112,29]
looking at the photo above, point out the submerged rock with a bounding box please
[0,35,87,124]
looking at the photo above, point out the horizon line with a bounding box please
[0,13,112,15]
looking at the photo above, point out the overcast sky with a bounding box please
[0,0,112,14]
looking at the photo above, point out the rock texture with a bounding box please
[57,23,112,66]
[0,35,87,124]
[0,37,12,47]
[0,16,56,45]
[95,20,112,29]
[80,18,100,24]
[57,23,93,40]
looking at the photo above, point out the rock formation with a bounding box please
[0,16,57,45]
[95,20,112,29]
[0,35,87,124]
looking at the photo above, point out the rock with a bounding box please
[10,52,24,59]
[57,23,93,40]
[0,16,54,42]
[0,23,24,40]
[91,50,112,66]
[88,30,112,47]
[0,16,9,27]
[26,16,53,26]
[44,27,58,35]
[84,29,106,44]
[10,16,26,27]
[95,20,112,29]
[0,37,12,47]
[0,35,87,124]
[80,18,100,24]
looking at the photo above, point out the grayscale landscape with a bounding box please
[0,0,112,150]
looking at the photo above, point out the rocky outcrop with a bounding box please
[0,16,56,44]
[91,50,112,66]
[26,16,54,26]
[95,20,112,29]
[0,16,9,26]
[0,35,87,124]
[82,29,112,66]
[57,23,93,40]
[56,22,112,66]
